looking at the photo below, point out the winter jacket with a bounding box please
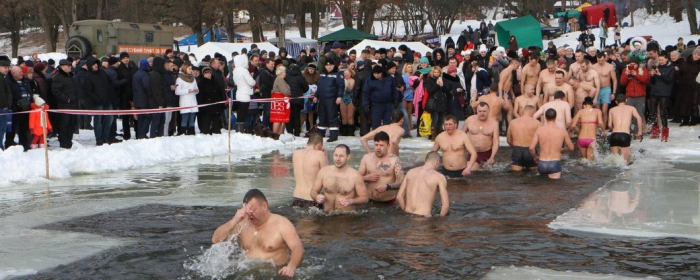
[272,76,291,96]
[363,73,397,107]
[105,66,128,107]
[0,73,12,110]
[423,75,444,112]
[83,57,115,108]
[33,72,49,101]
[51,68,78,109]
[175,76,199,113]
[6,76,34,111]
[163,72,177,107]
[284,66,309,105]
[232,55,255,102]
[74,67,88,108]
[148,57,167,109]
[132,64,150,109]
[674,56,700,116]
[650,62,675,98]
[317,68,344,100]
[432,48,447,67]
[471,68,491,102]
[442,74,465,120]
[620,66,649,98]
[302,68,320,85]
[258,67,275,99]
[196,75,225,114]
[117,62,137,108]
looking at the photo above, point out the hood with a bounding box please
[152,57,165,74]
[287,67,302,76]
[139,60,149,70]
[433,48,446,64]
[86,57,100,73]
[234,55,248,69]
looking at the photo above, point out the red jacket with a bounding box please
[620,67,649,98]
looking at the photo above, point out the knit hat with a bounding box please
[693,48,700,56]
[119,52,130,59]
[173,58,184,68]
[628,55,640,64]
[413,52,422,58]
[108,57,120,66]
[398,45,408,52]
[479,44,488,53]
[0,60,10,67]
[332,41,342,49]
[202,66,212,73]
[386,62,397,70]
[33,62,46,73]
[139,60,149,69]
[372,65,384,73]
[419,56,430,65]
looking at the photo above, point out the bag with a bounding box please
[270,92,290,123]
[418,111,432,137]
[17,97,31,111]
[424,96,436,113]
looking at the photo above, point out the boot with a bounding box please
[328,129,339,142]
[236,123,246,133]
[317,129,326,138]
[662,127,669,142]
[680,117,690,126]
[186,126,195,135]
[347,124,355,136]
[650,124,660,139]
[31,144,38,149]
[177,126,186,136]
[340,124,347,136]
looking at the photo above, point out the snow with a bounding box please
[0,131,305,185]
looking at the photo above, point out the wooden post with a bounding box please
[227,97,232,165]
[42,107,49,179]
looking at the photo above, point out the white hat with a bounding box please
[479,45,488,53]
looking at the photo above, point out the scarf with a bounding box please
[417,57,433,75]
[179,73,195,83]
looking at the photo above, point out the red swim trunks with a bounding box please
[475,150,492,165]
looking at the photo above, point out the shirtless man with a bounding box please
[507,105,540,171]
[513,84,539,118]
[310,144,369,212]
[431,115,478,178]
[529,109,575,179]
[397,151,449,216]
[498,59,520,100]
[543,70,575,108]
[520,52,541,95]
[590,52,617,127]
[608,94,643,163]
[571,59,600,107]
[212,189,304,277]
[569,76,595,113]
[473,84,511,122]
[463,102,500,170]
[292,134,328,208]
[361,109,405,156]
[358,131,405,204]
[567,50,585,78]
[534,90,572,129]
[535,58,557,99]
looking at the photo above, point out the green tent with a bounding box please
[494,15,543,49]
[554,10,581,19]
[317,27,378,42]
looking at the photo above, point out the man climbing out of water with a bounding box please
[608,94,643,164]
[507,105,540,171]
[529,108,575,179]
[534,90,572,130]
[431,115,478,178]
[212,189,304,277]
[360,109,405,156]
[397,151,449,216]
[292,134,328,208]
[358,131,405,204]
[463,102,500,170]
[310,144,369,212]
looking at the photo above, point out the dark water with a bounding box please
[15,147,700,279]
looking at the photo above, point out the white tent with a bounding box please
[189,42,279,62]
[348,40,433,56]
[268,37,318,58]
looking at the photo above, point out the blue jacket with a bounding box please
[316,69,344,100]
[132,65,150,109]
[363,74,397,107]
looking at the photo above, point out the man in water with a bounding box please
[473,84,511,122]
[397,151,449,216]
[212,189,304,277]
[464,102,500,170]
[535,58,557,99]
[543,70,575,107]
[571,59,600,108]
[520,52,541,95]
[608,94,643,163]
[534,90,572,130]
[431,115,478,178]
[507,105,540,171]
[590,52,617,127]
[360,109,405,156]
[513,84,539,118]
[292,134,328,208]
[358,131,405,204]
[529,109,574,179]
[570,76,595,113]
[310,144,369,212]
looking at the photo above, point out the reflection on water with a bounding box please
[5,142,700,279]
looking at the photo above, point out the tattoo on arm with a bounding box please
[387,158,404,190]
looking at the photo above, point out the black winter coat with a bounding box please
[442,74,465,120]
[163,72,177,107]
[132,67,150,109]
[84,58,115,108]
[105,66,128,107]
[285,67,309,105]
[258,67,275,99]
[674,56,700,116]
[51,68,79,109]
[0,73,12,110]
[117,62,137,108]
[6,76,35,111]
[196,76,225,114]
[424,76,446,113]
[148,57,167,109]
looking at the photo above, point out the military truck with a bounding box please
[65,20,178,61]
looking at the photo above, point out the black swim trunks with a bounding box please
[511,146,536,168]
[537,160,562,175]
[440,166,464,178]
[609,132,631,148]
[292,198,323,209]
[371,198,397,205]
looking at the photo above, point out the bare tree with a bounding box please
[688,0,699,34]
[0,0,29,57]
[36,1,62,52]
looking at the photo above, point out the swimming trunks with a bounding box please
[577,138,595,148]
[475,150,492,165]
[341,91,354,105]
[440,166,464,178]
[292,198,323,209]
[371,198,397,205]
[537,160,562,175]
[598,86,612,104]
[511,146,536,168]
[609,132,631,147]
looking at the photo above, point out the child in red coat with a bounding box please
[29,96,52,149]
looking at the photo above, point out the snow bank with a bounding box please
[0,132,304,185]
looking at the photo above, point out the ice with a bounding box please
[550,124,700,240]
[484,266,659,279]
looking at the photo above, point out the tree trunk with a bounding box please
[629,0,635,27]
[226,13,236,43]
[688,0,699,34]
[96,0,105,19]
[296,3,307,38]
[311,2,320,39]
[195,26,204,47]
[72,0,79,23]
[38,5,58,52]
[339,1,354,28]
[11,31,20,58]
[670,0,682,22]
[278,18,286,48]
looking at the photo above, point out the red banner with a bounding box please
[117,45,171,55]
[270,92,290,123]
